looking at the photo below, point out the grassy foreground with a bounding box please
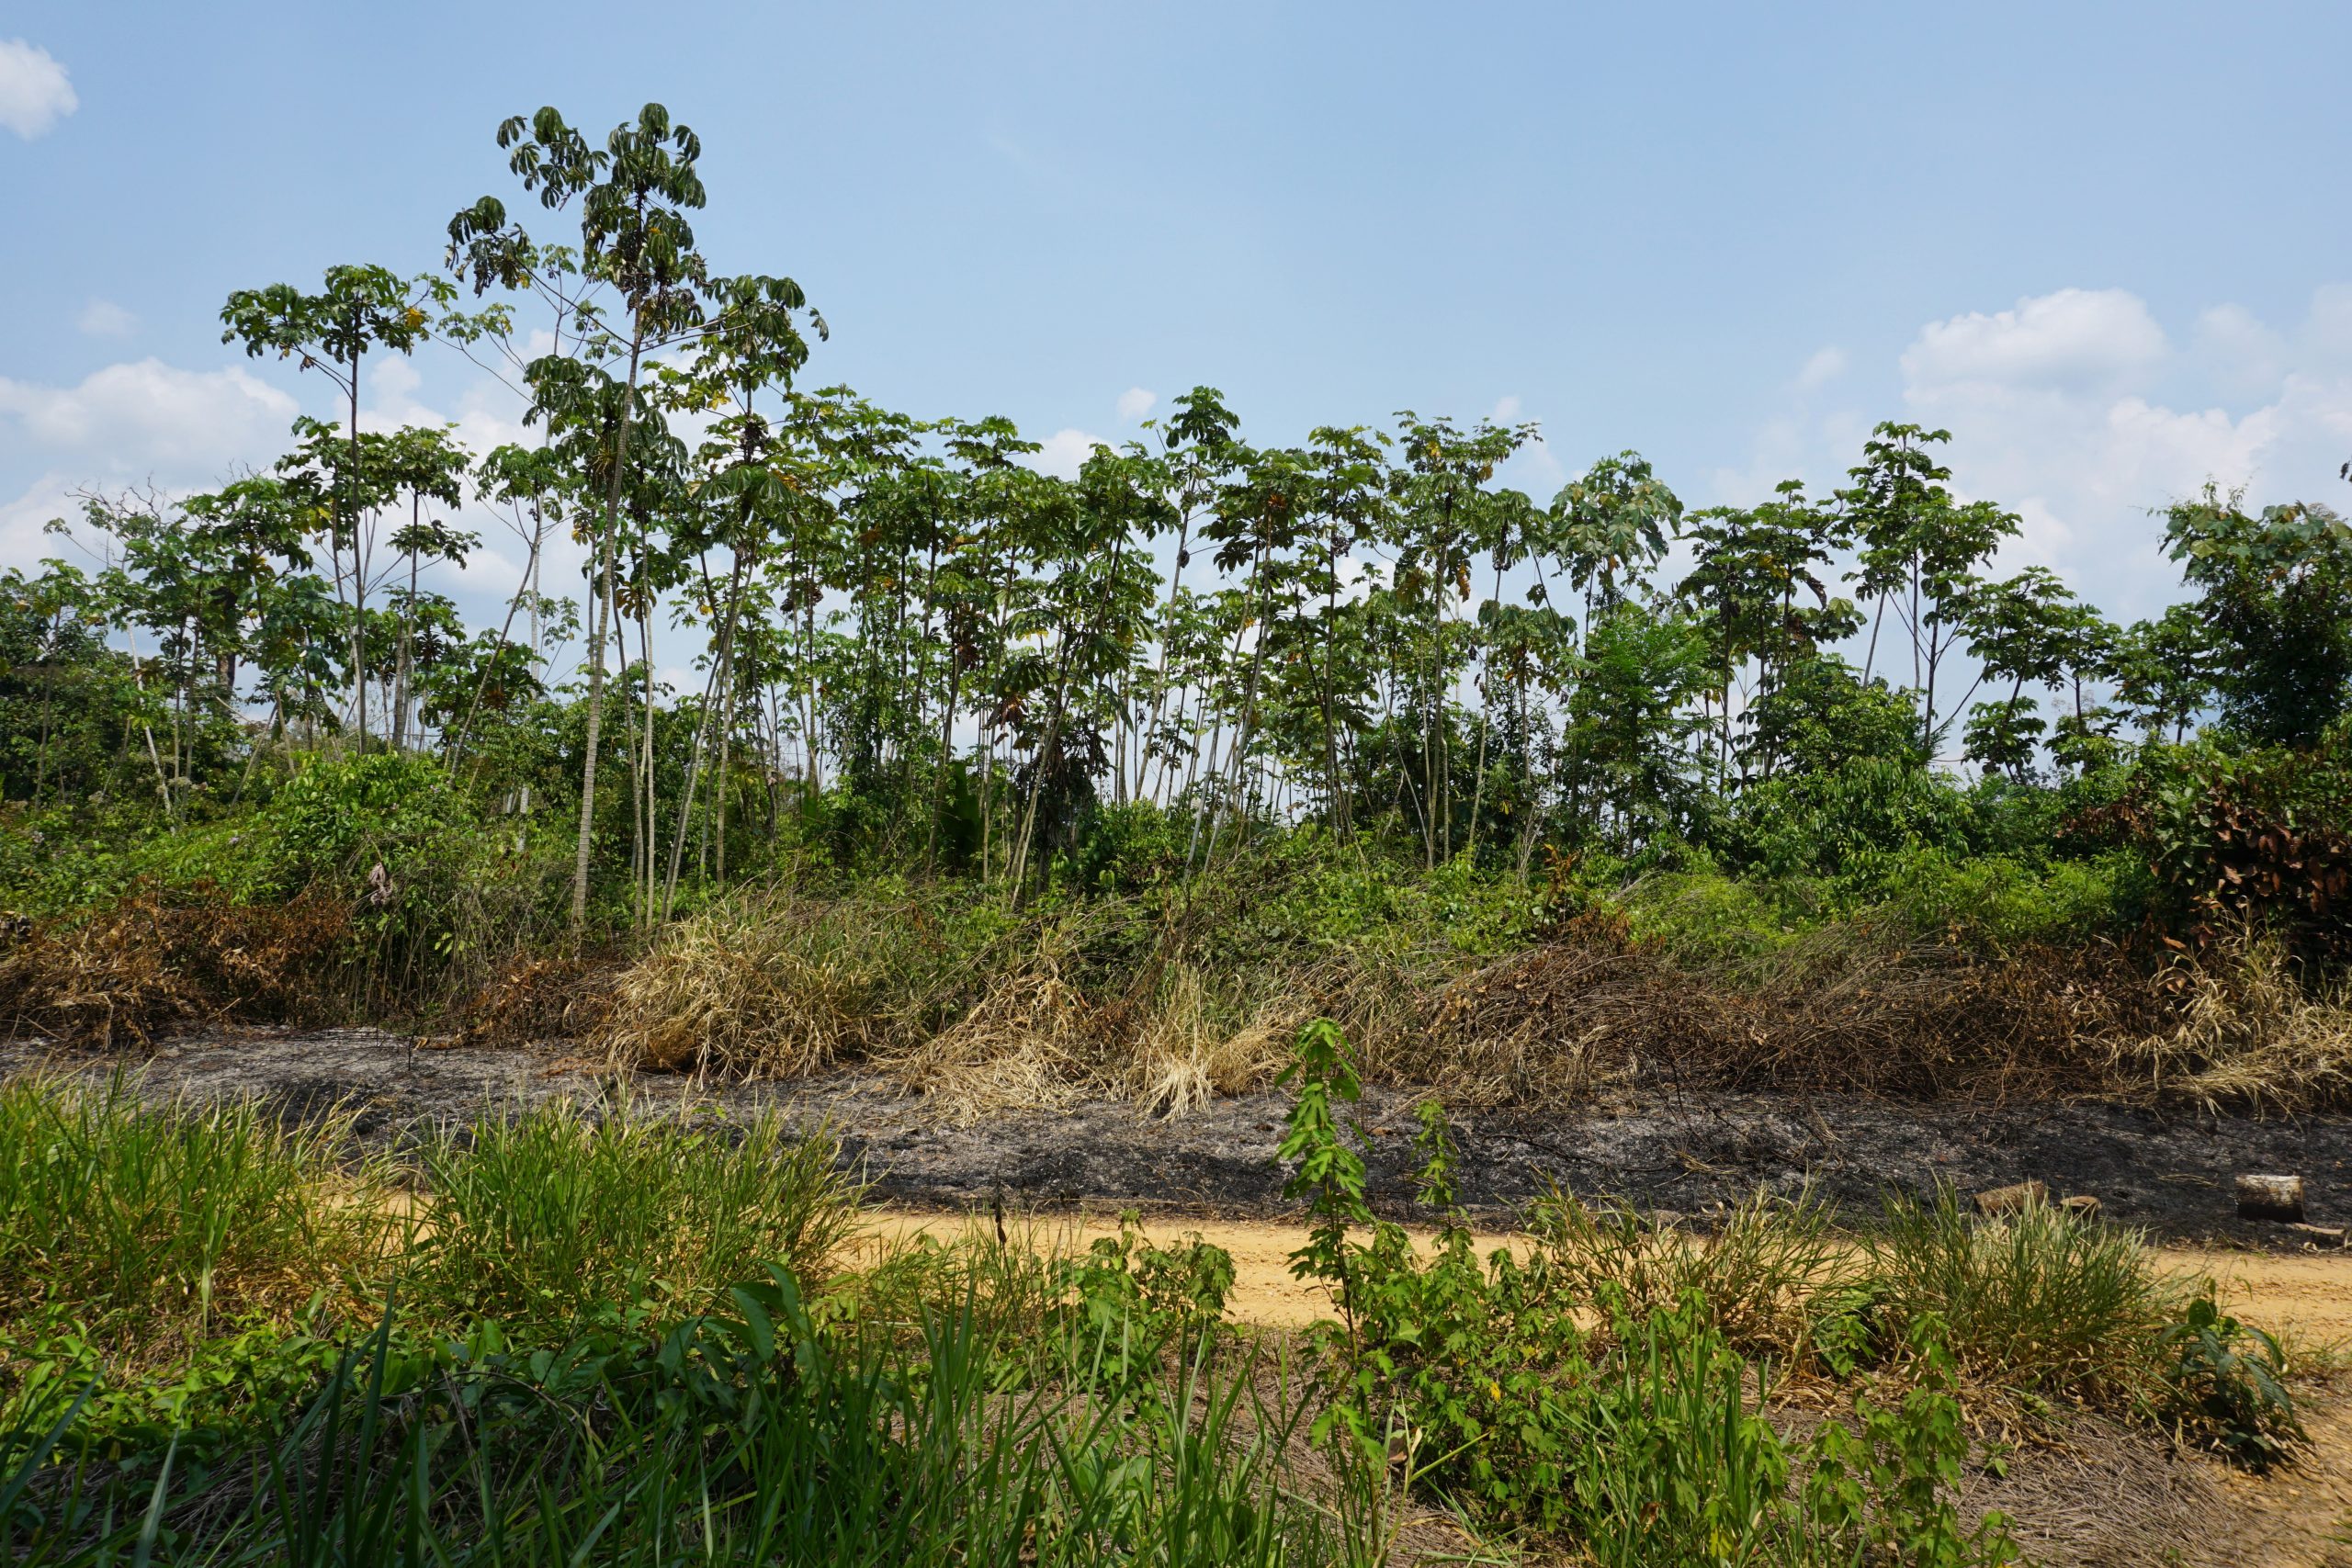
[0,1044,2320,1565]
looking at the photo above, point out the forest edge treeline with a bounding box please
[1,104,2347,1102]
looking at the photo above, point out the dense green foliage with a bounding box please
[5,101,2348,1008]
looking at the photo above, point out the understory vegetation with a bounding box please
[3,100,2349,1117]
[0,1039,2313,1565]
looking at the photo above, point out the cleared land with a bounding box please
[25,1024,2352,1245]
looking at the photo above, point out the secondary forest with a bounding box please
[2,103,2349,1111]
[10,98,2352,1568]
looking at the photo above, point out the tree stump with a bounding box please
[1975,1180,2049,1215]
[2235,1174,2306,1223]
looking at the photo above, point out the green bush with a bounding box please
[0,805,277,917]
[1717,757,1987,891]
[1873,845,2131,954]
[1619,869,1823,966]
[1275,1022,2018,1562]
[261,750,477,897]
[2156,1292,2304,1471]
[0,1305,342,1469]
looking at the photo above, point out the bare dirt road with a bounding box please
[859,1204,2352,1335]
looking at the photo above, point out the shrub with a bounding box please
[1717,757,1986,891]
[1274,1023,2019,1561]
[1874,845,2131,955]
[1619,869,1820,967]
[2155,1292,2304,1471]
[1056,1214,1237,1392]
[2075,735,2352,962]
[260,750,477,896]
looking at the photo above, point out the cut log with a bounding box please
[2235,1173,2306,1223]
[1975,1180,2049,1215]
[2058,1194,2101,1218]
[2288,1222,2346,1247]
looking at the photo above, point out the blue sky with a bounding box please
[6,1,2352,637]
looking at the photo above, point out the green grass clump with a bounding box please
[413,1097,862,1331]
[1531,1185,1858,1361]
[1855,1185,2180,1403]
[0,1076,392,1357]
[4,1269,1336,1566]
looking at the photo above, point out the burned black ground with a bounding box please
[13,1025,2352,1247]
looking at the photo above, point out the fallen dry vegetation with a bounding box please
[1411,926,2177,1105]
[557,894,2351,1121]
[0,885,353,1050]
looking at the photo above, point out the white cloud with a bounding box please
[0,359,297,468]
[1028,427,1109,479]
[76,299,136,338]
[2302,283,2352,366]
[1902,287,2166,394]
[1501,431,1564,496]
[1713,285,2352,625]
[358,354,535,468]
[1116,386,1157,423]
[0,360,300,575]
[1894,287,2352,618]
[0,354,585,653]
[1491,394,1523,422]
[2189,303,2285,396]
[1794,346,1848,390]
[0,473,82,570]
[0,39,76,140]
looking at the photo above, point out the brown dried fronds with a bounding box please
[0,886,352,1049]
[1416,930,2163,1107]
[455,950,623,1048]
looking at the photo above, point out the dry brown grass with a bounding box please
[878,964,1112,1123]
[584,892,2348,1121]
[455,950,623,1048]
[1118,964,1295,1119]
[1412,929,2170,1107]
[0,886,352,1048]
[2116,933,2352,1112]
[593,900,895,1077]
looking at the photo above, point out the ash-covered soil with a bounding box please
[11,1025,2352,1246]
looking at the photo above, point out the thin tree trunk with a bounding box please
[569,333,646,934]
[345,360,369,748]
[662,529,753,918]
